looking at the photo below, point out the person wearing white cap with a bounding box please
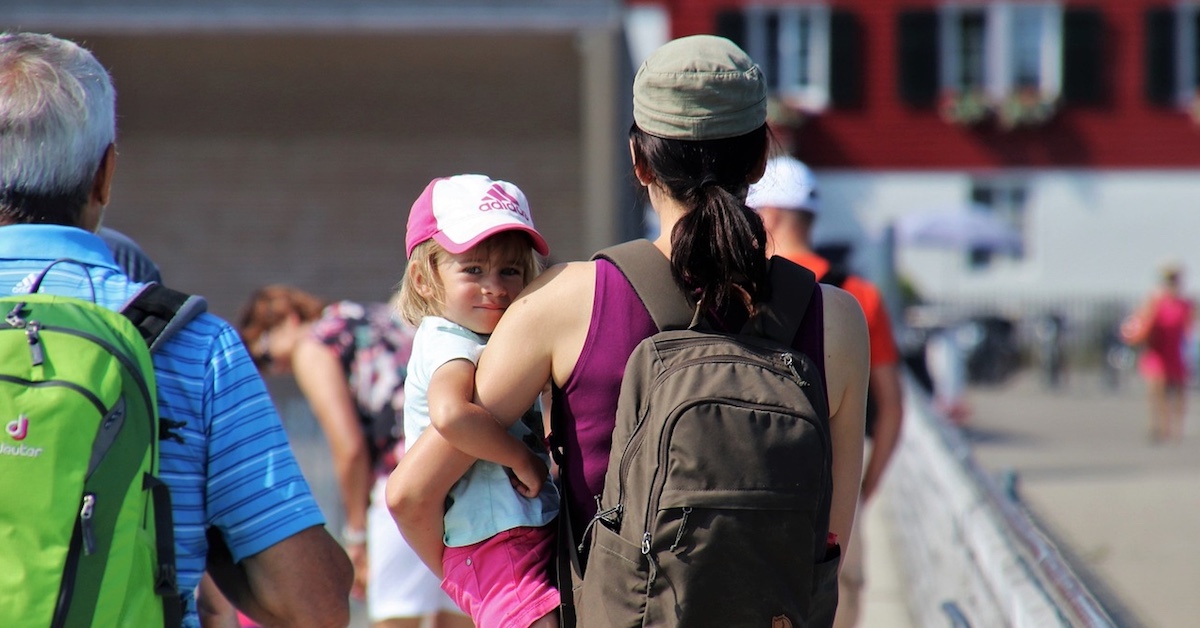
[389,174,560,628]
[748,156,905,628]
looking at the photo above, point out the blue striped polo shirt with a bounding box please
[0,225,326,627]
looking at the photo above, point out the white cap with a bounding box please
[746,155,820,214]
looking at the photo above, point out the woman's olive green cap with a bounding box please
[632,35,767,140]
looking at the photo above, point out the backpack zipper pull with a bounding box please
[668,507,692,552]
[27,320,44,366]
[80,493,97,555]
[782,353,807,386]
[5,302,26,328]
[642,532,658,586]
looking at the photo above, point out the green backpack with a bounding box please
[0,261,206,628]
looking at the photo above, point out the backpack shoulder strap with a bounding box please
[591,240,694,331]
[120,283,208,353]
[753,257,817,345]
[593,241,818,342]
[820,263,850,289]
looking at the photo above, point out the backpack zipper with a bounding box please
[80,493,97,555]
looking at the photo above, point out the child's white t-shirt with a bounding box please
[403,316,559,547]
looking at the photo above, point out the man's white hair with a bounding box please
[0,32,116,203]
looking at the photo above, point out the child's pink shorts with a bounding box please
[441,525,559,628]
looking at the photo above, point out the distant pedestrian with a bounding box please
[388,174,560,628]
[237,285,471,628]
[98,226,163,283]
[1121,263,1194,443]
[747,155,904,628]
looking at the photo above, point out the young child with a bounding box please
[391,174,560,628]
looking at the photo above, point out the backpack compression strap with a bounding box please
[120,284,208,352]
[593,239,817,344]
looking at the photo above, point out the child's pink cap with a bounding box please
[405,174,550,259]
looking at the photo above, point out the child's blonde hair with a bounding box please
[394,231,543,327]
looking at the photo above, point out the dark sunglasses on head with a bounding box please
[252,330,273,370]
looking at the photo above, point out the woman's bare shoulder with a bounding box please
[820,284,869,361]
[514,260,597,307]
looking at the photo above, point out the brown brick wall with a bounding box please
[66,32,587,319]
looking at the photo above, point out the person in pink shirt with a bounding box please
[1123,264,1195,443]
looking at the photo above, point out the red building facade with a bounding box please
[632,1,1200,169]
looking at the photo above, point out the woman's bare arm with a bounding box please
[819,286,870,551]
[475,262,595,421]
[385,429,474,578]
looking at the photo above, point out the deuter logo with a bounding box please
[2,415,41,458]
[6,415,28,440]
[478,184,530,220]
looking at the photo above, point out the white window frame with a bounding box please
[969,177,1028,265]
[938,2,1063,102]
[741,3,832,112]
[1174,2,1200,107]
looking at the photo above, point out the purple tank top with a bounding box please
[552,258,826,532]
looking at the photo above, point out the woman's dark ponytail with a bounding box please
[630,123,771,312]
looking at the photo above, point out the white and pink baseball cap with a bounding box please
[405,174,550,259]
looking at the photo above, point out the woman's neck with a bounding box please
[649,185,687,258]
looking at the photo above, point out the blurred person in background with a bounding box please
[1122,264,1194,444]
[99,226,163,283]
[236,286,471,628]
[747,155,904,628]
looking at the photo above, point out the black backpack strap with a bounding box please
[144,474,183,628]
[819,264,850,289]
[122,284,203,628]
[120,283,208,353]
[753,257,817,345]
[591,240,694,332]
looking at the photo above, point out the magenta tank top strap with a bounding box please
[552,258,657,531]
[793,284,828,412]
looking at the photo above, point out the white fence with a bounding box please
[882,378,1115,627]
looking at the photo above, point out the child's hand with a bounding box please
[505,450,549,498]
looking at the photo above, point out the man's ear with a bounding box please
[81,144,116,231]
[92,143,116,207]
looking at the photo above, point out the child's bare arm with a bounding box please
[428,359,546,496]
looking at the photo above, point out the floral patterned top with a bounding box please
[310,301,417,473]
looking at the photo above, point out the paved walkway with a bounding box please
[323,368,1200,627]
[959,369,1200,628]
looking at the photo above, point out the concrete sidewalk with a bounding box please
[963,369,1200,628]
[859,494,916,627]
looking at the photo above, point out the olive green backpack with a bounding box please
[0,261,205,627]
[568,240,840,628]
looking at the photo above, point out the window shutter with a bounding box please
[1145,7,1177,106]
[830,9,863,107]
[897,9,940,107]
[1062,8,1105,105]
[715,10,747,50]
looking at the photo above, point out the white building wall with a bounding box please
[815,169,1200,307]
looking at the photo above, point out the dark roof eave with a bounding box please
[0,2,623,34]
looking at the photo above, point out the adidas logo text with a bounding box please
[478,184,530,220]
